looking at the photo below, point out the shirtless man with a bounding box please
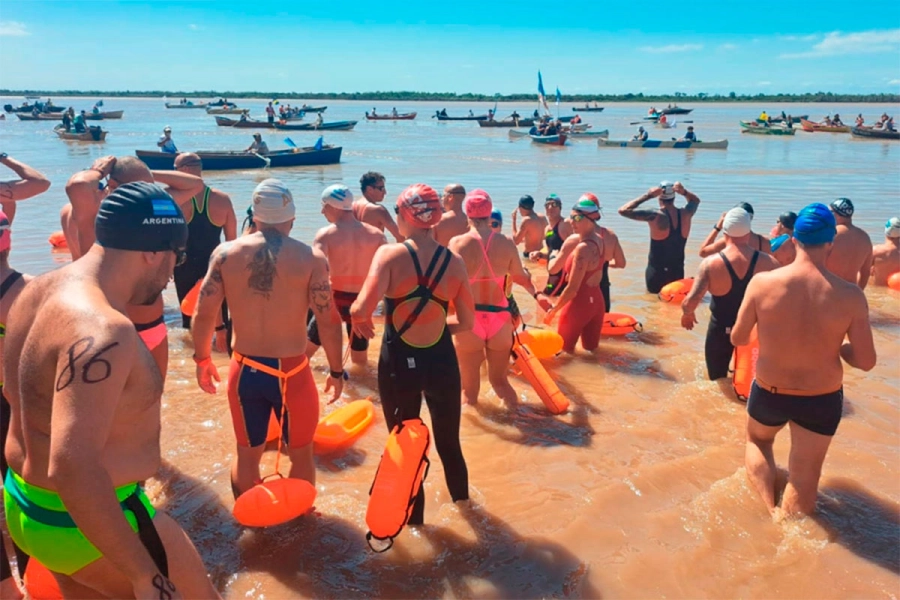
[871,217,900,285]
[681,207,780,381]
[511,195,548,257]
[826,198,873,289]
[0,153,50,223]
[529,194,573,262]
[63,156,204,381]
[192,179,344,497]
[731,203,876,517]
[618,181,701,293]
[433,183,468,246]
[172,153,236,328]
[449,189,537,407]
[699,202,771,257]
[353,171,403,242]
[3,183,219,598]
[307,184,386,367]
[769,211,797,266]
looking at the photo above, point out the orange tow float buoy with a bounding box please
[180,279,202,318]
[732,336,760,402]
[517,328,564,359]
[366,418,431,551]
[658,278,693,303]
[888,272,900,291]
[601,312,643,336]
[23,558,63,600]
[314,398,375,455]
[47,231,68,250]
[510,339,569,415]
[231,475,316,528]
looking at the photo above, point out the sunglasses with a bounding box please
[545,202,561,208]
[171,248,187,266]
[490,221,501,228]
[571,212,595,222]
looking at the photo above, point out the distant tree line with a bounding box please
[2,89,898,103]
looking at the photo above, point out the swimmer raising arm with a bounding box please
[49,322,180,599]
[0,153,50,222]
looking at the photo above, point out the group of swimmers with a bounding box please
[0,150,897,597]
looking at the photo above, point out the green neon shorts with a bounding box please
[3,468,156,576]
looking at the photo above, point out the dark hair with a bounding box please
[360,171,384,192]
[518,195,535,209]
[779,211,798,230]
[737,202,754,215]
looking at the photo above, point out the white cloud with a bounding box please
[889,79,900,85]
[758,81,772,86]
[718,43,738,50]
[640,43,703,54]
[0,21,28,36]
[779,34,819,42]
[188,23,204,31]
[780,28,900,58]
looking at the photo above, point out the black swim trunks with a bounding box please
[747,382,843,436]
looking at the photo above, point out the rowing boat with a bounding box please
[531,133,567,145]
[297,105,327,113]
[54,125,107,141]
[435,111,489,121]
[572,106,604,112]
[206,106,249,115]
[135,145,342,170]
[16,113,63,121]
[20,110,124,121]
[478,118,537,127]
[4,103,65,113]
[661,106,693,115]
[756,115,808,124]
[598,139,728,149]
[165,102,208,109]
[739,121,796,135]
[799,119,851,133]
[365,112,417,120]
[850,126,900,140]
[215,116,275,128]
[567,129,609,138]
[274,120,358,131]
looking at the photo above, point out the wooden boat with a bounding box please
[365,111,417,120]
[19,110,123,121]
[799,118,851,133]
[478,118,537,127]
[572,106,604,112]
[207,100,236,107]
[296,105,326,113]
[87,110,124,120]
[275,120,358,131]
[757,115,808,124]
[850,126,900,140]
[530,133,567,145]
[739,121,795,135]
[567,128,609,138]
[435,111,489,121]
[661,106,693,115]
[54,125,107,141]
[165,101,208,109]
[206,106,248,115]
[4,103,65,114]
[135,145,342,170]
[16,113,63,121]
[215,116,275,128]
[598,139,729,149]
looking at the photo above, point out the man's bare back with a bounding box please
[826,223,873,288]
[433,183,468,246]
[515,213,548,254]
[315,219,386,293]
[871,222,899,285]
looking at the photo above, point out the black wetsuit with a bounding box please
[543,220,566,295]
[378,242,469,524]
[705,251,759,380]
[599,262,611,312]
[645,208,686,293]
[173,188,230,342]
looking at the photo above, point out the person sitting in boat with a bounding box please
[372,107,377,116]
[469,109,475,117]
[659,114,668,125]
[239,112,248,122]
[533,109,540,118]
[681,125,697,142]
[510,110,520,124]
[831,113,844,126]
[92,104,101,115]
[856,113,865,126]
[823,115,833,126]
[31,106,40,117]
[886,116,896,132]
[392,107,399,117]
[633,126,648,141]
[571,114,582,125]
[780,111,788,121]
[759,111,769,123]
[73,110,87,133]
[441,108,448,117]
[246,133,269,155]
[487,109,494,121]
[315,113,324,127]
[649,107,657,115]
[61,110,72,132]
[157,125,176,152]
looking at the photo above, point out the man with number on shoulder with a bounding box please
[2,182,219,598]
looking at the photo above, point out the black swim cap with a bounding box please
[779,211,798,230]
[518,195,535,209]
[95,181,188,253]
[737,202,755,216]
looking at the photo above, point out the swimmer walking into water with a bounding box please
[192,179,345,497]
[825,198,873,289]
[731,203,876,517]
[2,183,219,598]
[871,217,900,285]
[511,195,548,258]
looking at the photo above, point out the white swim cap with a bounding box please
[723,207,752,237]
[659,181,675,201]
[886,217,900,239]
[251,178,295,224]
[321,184,354,211]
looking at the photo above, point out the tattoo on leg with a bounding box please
[247,230,283,298]
[152,574,176,600]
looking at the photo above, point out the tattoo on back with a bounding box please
[247,230,283,299]
[55,337,120,392]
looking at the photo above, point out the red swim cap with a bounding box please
[464,189,493,219]
[396,184,442,229]
[578,192,600,208]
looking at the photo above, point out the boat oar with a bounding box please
[252,152,271,168]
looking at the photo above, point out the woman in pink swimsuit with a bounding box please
[449,189,537,407]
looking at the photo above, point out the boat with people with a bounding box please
[297,105,327,113]
[206,106,249,115]
[661,106,693,115]
[435,110,489,121]
[165,100,208,109]
[850,125,900,140]
[274,120,358,131]
[17,110,124,121]
[799,119,851,133]
[54,124,107,141]
[739,121,796,135]
[756,114,808,124]
[478,117,538,127]
[572,106,605,112]
[135,145,342,170]
[566,128,610,139]
[365,111,417,120]
[530,132,567,145]
[4,103,65,114]
[598,139,729,149]
[215,116,275,128]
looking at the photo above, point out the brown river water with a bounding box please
[2,98,899,598]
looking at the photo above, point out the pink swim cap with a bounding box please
[464,189,493,219]
[396,184,442,229]
[0,210,10,252]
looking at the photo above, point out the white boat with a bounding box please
[598,139,728,149]
[567,129,609,139]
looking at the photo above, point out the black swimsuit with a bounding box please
[705,251,759,380]
[645,208,686,293]
[378,242,469,524]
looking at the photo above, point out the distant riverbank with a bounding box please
[3,90,898,103]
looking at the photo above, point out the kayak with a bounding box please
[850,126,900,140]
[215,116,275,128]
[365,111,417,120]
[572,106,604,112]
[54,125,107,141]
[435,111,489,121]
[739,121,795,135]
[799,119,850,133]
[531,133,567,145]
[598,139,728,149]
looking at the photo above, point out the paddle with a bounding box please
[253,152,271,168]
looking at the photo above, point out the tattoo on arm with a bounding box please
[624,209,659,222]
[246,231,283,298]
[55,337,120,392]
[310,280,333,314]
[0,182,13,200]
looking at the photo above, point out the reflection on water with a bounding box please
[3,98,899,598]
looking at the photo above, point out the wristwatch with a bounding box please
[0,153,8,160]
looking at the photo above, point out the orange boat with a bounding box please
[314,399,375,455]
[799,118,851,133]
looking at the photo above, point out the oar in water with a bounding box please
[252,152,271,168]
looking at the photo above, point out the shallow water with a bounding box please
[3,98,899,598]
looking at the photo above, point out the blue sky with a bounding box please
[1,0,898,94]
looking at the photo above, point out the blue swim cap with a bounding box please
[770,233,790,253]
[490,209,502,223]
[793,202,836,246]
